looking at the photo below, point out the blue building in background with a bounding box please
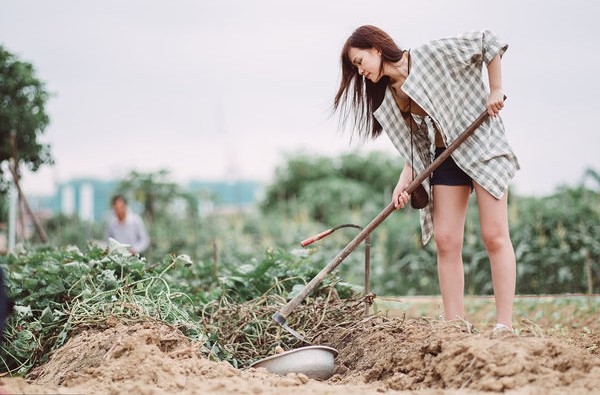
[29,178,263,223]
[29,178,118,223]
[187,180,263,216]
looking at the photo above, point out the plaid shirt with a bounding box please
[374,30,520,244]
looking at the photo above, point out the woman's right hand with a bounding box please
[392,184,410,209]
[392,167,412,209]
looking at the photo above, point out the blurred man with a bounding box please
[106,194,150,255]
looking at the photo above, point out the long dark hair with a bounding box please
[333,25,404,140]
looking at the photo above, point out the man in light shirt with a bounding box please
[106,194,150,255]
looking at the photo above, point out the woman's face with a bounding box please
[348,46,382,83]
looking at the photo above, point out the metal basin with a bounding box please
[249,345,338,380]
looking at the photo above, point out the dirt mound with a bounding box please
[0,320,394,395]
[1,316,600,395]
[25,320,243,392]
[316,316,600,393]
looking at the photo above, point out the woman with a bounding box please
[333,25,519,332]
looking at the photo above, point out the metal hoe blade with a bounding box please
[272,311,311,344]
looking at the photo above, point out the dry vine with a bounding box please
[200,284,372,367]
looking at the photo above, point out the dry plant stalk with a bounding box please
[201,285,372,367]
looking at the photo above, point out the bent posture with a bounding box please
[334,26,519,332]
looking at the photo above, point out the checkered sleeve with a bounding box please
[435,31,508,68]
[481,30,508,65]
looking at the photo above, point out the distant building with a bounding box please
[28,178,118,224]
[27,178,264,223]
[187,180,264,216]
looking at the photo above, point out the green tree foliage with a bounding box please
[19,150,600,298]
[44,214,104,247]
[260,152,600,296]
[260,150,432,295]
[114,169,199,260]
[352,182,600,296]
[583,168,600,189]
[511,186,600,294]
[0,45,52,190]
[0,193,7,222]
[261,151,403,224]
[116,169,196,222]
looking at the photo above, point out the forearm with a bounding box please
[485,53,506,117]
[392,162,414,209]
[487,53,503,91]
[400,161,415,182]
[135,231,150,253]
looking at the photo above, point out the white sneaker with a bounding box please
[491,323,515,337]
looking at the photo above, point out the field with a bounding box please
[1,294,598,395]
[2,35,599,394]
[0,167,598,394]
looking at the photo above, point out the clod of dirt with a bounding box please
[2,316,600,395]
[315,316,600,393]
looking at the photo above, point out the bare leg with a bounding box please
[473,183,516,328]
[432,185,471,321]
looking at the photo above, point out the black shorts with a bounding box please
[431,147,473,187]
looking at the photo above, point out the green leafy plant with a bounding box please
[0,242,355,375]
[0,246,200,374]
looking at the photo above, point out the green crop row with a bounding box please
[0,244,352,375]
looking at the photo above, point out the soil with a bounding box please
[1,299,599,395]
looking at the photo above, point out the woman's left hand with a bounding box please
[487,89,504,118]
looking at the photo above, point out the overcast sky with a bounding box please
[1,0,599,197]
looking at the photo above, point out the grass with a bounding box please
[374,294,600,331]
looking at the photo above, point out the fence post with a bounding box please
[584,249,593,295]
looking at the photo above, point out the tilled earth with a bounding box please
[1,310,599,395]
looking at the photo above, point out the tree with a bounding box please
[115,169,198,223]
[0,45,52,191]
[260,151,404,224]
[583,167,600,189]
[114,169,199,260]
